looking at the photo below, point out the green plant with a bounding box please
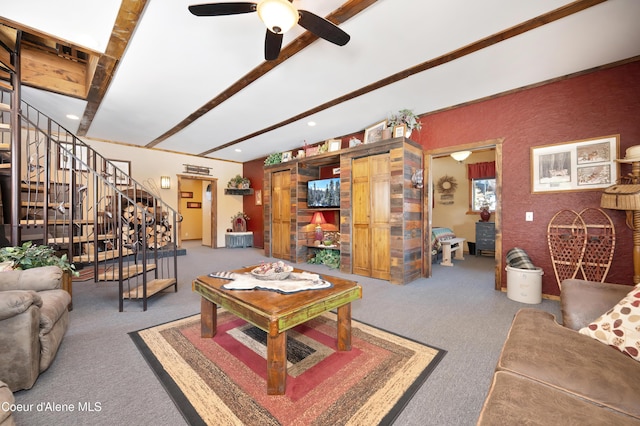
[264,152,283,166]
[307,248,340,269]
[0,241,78,276]
[387,108,422,131]
[228,174,250,188]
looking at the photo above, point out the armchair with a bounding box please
[0,266,70,391]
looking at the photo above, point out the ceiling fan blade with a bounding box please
[188,2,257,16]
[265,30,283,61]
[298,10,350,46]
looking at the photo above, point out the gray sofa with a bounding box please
[477,279,640,425]
[0,266,71,391]
[0,380,15,426]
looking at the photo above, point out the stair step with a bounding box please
[122,277,176,299]
[0,143,9,151]
[0,123,9,132]
[0,103,9,112]
[0,164,10,169]
[20,219,96,225]
[73,248,134,263]
[21,201,71,208]
[48,234,114,245]
[96,263,157,282]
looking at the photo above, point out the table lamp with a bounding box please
[311,211,326,241]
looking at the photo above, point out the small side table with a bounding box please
[225,232,253,248]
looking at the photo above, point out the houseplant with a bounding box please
[0,241,78,276]
[387,109,422,137]
[227,175,250,188]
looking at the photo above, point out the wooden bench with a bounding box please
[440,237,466,267]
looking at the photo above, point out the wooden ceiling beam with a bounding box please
[199,0,607,156]
[77,0,148,136]
[146,0,379,149]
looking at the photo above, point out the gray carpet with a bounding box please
[11,242,561,425]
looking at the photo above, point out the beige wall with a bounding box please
[84,139,243,247]
[431,150,495,245]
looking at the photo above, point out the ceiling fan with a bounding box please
[188,1,350,60]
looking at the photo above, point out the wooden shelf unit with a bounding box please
[263,137,424,285]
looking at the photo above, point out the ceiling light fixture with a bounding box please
[66,114,79,120]
[235,148,242,152]
[451,151,472,162]
[307,121,316,127]
[257,0,299,34]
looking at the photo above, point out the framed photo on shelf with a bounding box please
[282,151,292,162]
[186,202,202,209]
[105,159,131,185]
[364,120,387,144]
[393,124,407,138]
[530,134,619,193]
[328,139,341,152]
[58,143,89,171]
[180,191,193,198]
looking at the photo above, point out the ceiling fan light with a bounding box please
[451,151,472,162]
[257,0,299,34]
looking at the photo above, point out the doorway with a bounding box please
[425,138,503,290]
[177,175,217,248]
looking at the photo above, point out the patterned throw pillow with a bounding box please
[506,247,536,270]
[579,284,640,361]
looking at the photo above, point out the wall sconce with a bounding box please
[160,176,171,189]
[450,151,472,162]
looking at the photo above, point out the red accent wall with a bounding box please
[245,60,640,295]
[411,61,640,295]
[243,159,265,248]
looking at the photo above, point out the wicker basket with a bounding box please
[601,184,640,210]
[251,266,293,281]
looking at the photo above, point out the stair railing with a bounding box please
[6,91,179,311]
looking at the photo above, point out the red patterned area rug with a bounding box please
[130,310,445,425]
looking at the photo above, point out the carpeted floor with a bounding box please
[131,309,445,425]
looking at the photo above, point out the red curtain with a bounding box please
[468,161,496,179]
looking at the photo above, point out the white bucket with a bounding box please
[506,265,543,304]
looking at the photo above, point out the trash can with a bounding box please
[467,242,476,256]
[506,265,543,304]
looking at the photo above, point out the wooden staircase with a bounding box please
[0,26,180,311]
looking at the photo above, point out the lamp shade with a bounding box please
[311,211,326,225]
[257,0,299,34]
[451,151,472,162]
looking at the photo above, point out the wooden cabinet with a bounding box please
[264,137,423,285]
[476,221,495,256]
[352,154,391,280]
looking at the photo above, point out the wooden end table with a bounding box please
[192,266,362,395]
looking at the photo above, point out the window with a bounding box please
[471,178,496,211]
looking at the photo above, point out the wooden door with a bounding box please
[352,154,390,279]
[271,171,291,260]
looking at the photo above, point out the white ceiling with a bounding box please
[4,0,640,163]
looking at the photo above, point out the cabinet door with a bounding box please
[272,171,291,260]
[352,157,371,276]
[352,154,390,279]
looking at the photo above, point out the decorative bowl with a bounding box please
[250,264,293,281]
[323,240,333,246]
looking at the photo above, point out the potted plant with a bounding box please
[0,241,78,276]
[228,174,250,189]
[387,108,422,138]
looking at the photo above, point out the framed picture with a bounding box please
[58,143,89,171]
[364,120,387,144]
[328,139,341,152]
[105,159,131,185]
[187,202,201,209]
[180,191,193,198]
[349,137,362,147]
[255,189,262,206]
[305,146,319,157]
[282,151,292,162]
[333,167,341,175]
[530,135,619,193]
[393,124,407,138]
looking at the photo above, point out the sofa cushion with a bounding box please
[0,266,62,292]
[477,371,640,426]
[579,284,640,361]
[497,308,640,420]
[0,290,42,320]
[37,290,71,334]
[561,279,632,330]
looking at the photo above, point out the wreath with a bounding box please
[436,175,458,194]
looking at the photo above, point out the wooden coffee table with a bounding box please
[192,266,362,395]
